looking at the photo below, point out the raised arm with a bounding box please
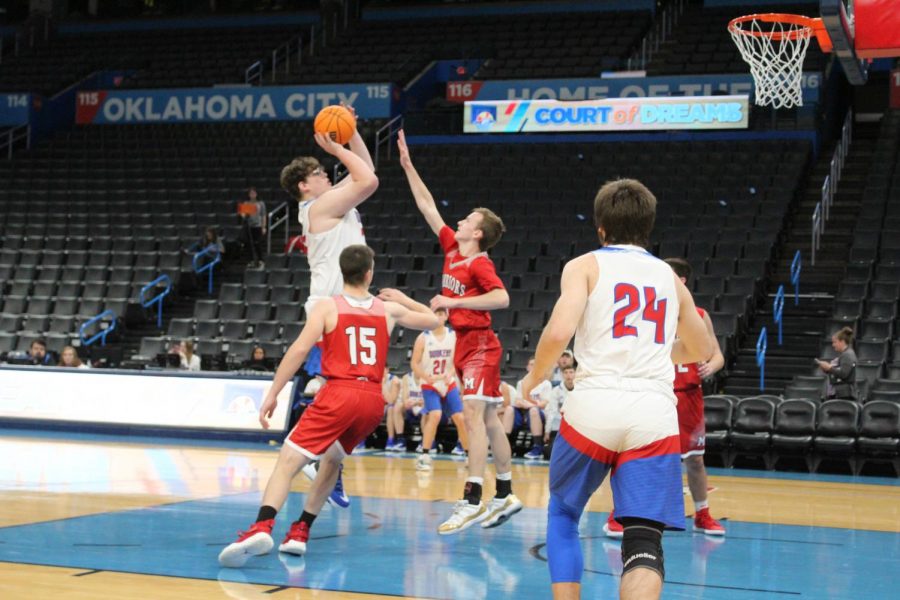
[431,288,510,312]
[259,299,331,428]
[379,288,440,331]
[671,276,714,365]
[397,129,446,236]
[308,133,379,222]
[521,256,592,398]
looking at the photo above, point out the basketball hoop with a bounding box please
[728,13,832,109]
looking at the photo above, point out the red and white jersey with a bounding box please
[674,307,707,391]
[420,328,457,395]
[321,295,389,384]
[438,225,505,331]
[573,246,680,392]
[298,199,366,302]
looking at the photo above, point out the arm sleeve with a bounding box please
[470,257,505,292]
[438,225,457,254]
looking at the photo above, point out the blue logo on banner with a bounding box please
[471,105,497,129]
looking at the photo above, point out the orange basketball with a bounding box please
[314,105,357,145]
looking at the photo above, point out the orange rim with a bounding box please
[728,13,832,51]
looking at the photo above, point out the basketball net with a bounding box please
[729,16,813,109]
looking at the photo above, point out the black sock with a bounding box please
[496,478,512,499]
[464,481,483,505]
[298,510,317,528]
[256,505,277,522]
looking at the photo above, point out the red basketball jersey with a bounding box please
[321,295,390,383]
[438,225,505,330]
[673,307,707,390]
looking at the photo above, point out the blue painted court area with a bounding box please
[0,491,896,599]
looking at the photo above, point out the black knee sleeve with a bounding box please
[620,518,665,578]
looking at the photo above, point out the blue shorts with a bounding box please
[514,406,545,430]
[423,387,464,416]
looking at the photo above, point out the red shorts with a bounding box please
[286,380,383,458]
[454,328,503,403]
[675,386,705,457]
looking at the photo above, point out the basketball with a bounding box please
[314,105,356,145]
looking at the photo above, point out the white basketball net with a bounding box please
[729,18,812,109]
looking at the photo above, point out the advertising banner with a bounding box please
[447,73,821,104]
[0,367,292,432]
[75,83,394,124]
[464,96,749,133]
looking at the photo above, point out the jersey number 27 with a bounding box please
[612,283,667,344]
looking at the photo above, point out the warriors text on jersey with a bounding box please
[438,225,505,331]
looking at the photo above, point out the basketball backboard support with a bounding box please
[821,0,900,85]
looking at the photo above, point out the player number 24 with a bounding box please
[612,283,667,344]
[345,326,378,366]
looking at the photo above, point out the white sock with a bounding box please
[694,500,709,512]
[495,471,512,481]
[465,476,484,486]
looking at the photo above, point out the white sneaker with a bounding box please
[218,520,274,568]
[416,453,433,471]
[437,500,488,535]
[481,494,523,529]
[300,462,318,482]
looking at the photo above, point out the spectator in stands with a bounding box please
[28,339,55,366]
[58,346,89,369]
[504,356,552,460]
[239,187,267,269]
[816,327,858,400]
[243,345,269,372]
[545,364,576,452]
[549,349,574,386]
[180,339,201,372]
[187,227,225,256]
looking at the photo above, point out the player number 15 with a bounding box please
[345,326,377,366]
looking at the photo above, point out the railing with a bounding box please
[773,285,785,346]
[756,327,768,391]
[333,162,348,184]
[244,27,315,85]
[245,60,263,86]
[0,124,31,159]
[267,202,290,255]
[811,109,852,265]
[374,114,403,168]
[80,310,117,348]
[0,15,50,64]
[193,245,222,295]
[140,275,172,330]
[627,0,685,71]
[790,250,801,305]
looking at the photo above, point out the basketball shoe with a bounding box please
[694,508,725,535]
[279,521,310,556]
[415,453,433,471]
[603,512,623,539]
[218,519,274,567]
[300,462,350,508]
[438,500,488,535]
[481,494,523,528]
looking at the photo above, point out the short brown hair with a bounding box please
[834,326,854,346]
[280,156,322,200]
[593,178,657,247]
[340,244,375,286]
[473,207,505,251]
[664,257,692,282]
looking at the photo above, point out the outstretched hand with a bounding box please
[314,131,344,156]
[378,287,411,305]
[397,129,413,170]
[259,394,277,429]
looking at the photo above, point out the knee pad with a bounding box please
[620,518,664,578]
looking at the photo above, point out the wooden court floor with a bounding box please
[0,432,897,599]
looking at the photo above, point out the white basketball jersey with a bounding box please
[574,245,680,389]
[298,199,366,300]
[405,373,423,402]
[421,329,456,379]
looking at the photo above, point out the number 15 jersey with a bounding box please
[574,246,680,388]
[321,295,390,384]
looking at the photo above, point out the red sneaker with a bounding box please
[603,512,623,539]
[694,508,725,536]
[218,519,274,567]
[279,520,310,556]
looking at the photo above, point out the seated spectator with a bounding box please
[180,339,201,372]
[28,339,56,366]
[549,349,574,387]
[545,364,576,452]
[58,346,89,369]
[503,355,552,460]
[242,345,269,371]
[186,227,226,264]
